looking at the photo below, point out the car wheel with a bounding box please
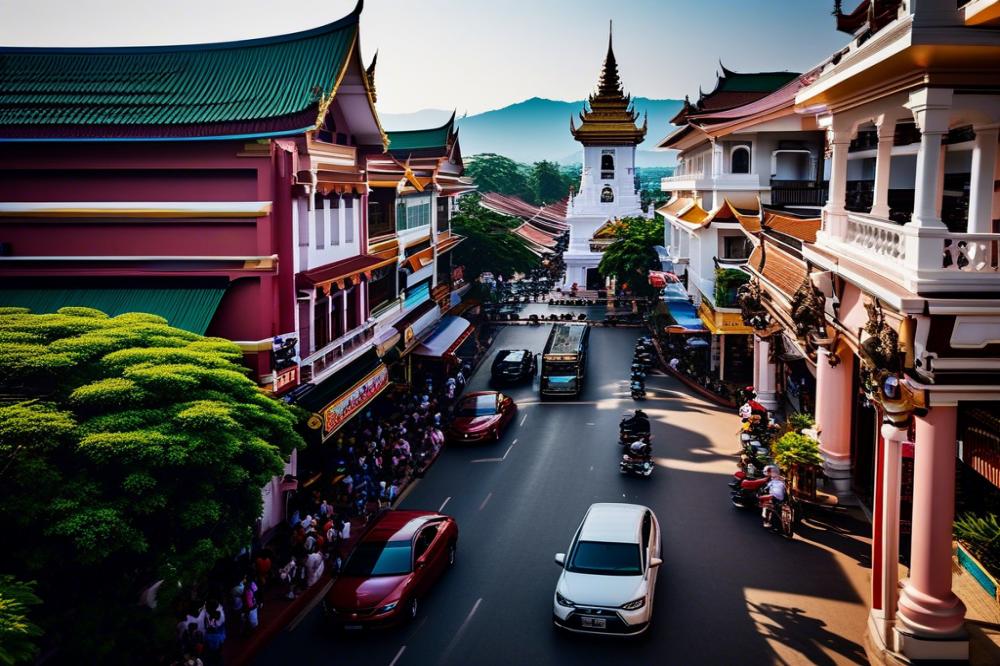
[407,597,419,621]
[447,542,457,567]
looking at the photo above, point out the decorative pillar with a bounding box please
[755,336,778,411]
[967,124,999,234]
[905,88,952,230]
[822,125,853,241]
[895,405,968,660]
[814,349,855,497]
[752,336,761,389]
[870,120,895,218]
[869,421,906,652]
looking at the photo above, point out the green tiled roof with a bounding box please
[0,287,227,334]
[0,7,360,135]
[387,113,454,153]
[716,68,799,93]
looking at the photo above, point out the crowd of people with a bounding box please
[168,361,472,665]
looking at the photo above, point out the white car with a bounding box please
[552,503,661,636]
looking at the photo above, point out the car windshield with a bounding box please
[456,395,497,417]
[503,351,526,363]
[567,541,642,576]
[342,541,412,577]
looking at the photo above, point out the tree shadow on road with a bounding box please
[747,601,868,665]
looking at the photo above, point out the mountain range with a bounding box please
[379,97,683,167]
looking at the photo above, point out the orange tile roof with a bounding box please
[678,203,711,225]
[757,242,808,298]
[657,196,694,217]
[763,212,820,243]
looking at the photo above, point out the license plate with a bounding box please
[343,624,363,631]
[581,616,607,629]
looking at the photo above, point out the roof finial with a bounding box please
[365,50,378,103]
[608,19,613,54]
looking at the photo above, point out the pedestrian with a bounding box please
[305,545,325,587]
[203,600,226,662]
[255,550,272,587]
[242,575,259,633]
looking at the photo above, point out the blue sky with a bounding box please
[0,0,849,114]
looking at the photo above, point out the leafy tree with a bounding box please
[452,193,539,280]
[0,307,304,662]
[597,216,664,298]
[529,160,570,205]
[464,153,533,202]
[0,576,42,666]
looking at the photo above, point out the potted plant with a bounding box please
[772,431,824,498]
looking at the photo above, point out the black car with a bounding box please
[491,349,536,383]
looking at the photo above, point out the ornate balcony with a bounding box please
[811,211,1000,295]
[299,320,377,383]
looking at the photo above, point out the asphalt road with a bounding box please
[256,325,873,666]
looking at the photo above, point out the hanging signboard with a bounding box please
[321,364,390,440]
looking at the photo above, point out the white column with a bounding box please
[822,124,853,242]
[968,124,999,234]
[752,336,761,389]
[340,289,348,335]
[718,334,726,380]
[755,336,778,411]
[870,120,895,218]
[906,88,952,230]
[869,422,906,652]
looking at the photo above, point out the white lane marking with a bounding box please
[520,413,528,426]
[502,440,516,460]
[440,598,483,664]
[389,645,406,666]
[589,466,594,472]
[586,422,596,426]
[470,457,502,464]
[439,496,451,512]
[478,492,493,511]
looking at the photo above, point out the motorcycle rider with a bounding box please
[628,438,652,460]
[621,408,650,432]
[759,465,787,528]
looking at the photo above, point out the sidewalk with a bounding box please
[952,557,1000,665]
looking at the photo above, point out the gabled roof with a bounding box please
[478,192,569,232]
[660,196,763,231]
[668,64,800,126]
[387,112,456,153]
[0,2,368,140]
[762,211,820,244]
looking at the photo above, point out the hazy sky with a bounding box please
[0,0,849,115]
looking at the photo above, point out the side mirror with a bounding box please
[554,553,565,567]
[649,557,663,568]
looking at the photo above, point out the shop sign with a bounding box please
[321,365,389,439]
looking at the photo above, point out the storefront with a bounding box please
[412,315,474,377]
[389,300,442,384]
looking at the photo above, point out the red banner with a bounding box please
[321,365,389,440]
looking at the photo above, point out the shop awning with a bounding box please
[0,285,226,334]
[296,254,395,291]
[295,349,390,441]
[664,299,708,334]
[413,315,473,358]
[393,300,441,352]
[373,327,401,357]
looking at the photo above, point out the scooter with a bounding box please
[630,381,646,400]
[730,475,767,508]
[762,497,795,539]
[620,452,654,477]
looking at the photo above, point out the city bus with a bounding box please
[540,323,590,397]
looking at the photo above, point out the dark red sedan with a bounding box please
[447,391,518,443]
[324,510,458,628]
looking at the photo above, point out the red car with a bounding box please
[447,391,517,443]
[324,510,458,628]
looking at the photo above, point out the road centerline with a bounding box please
[478,492,492,511]
[389,645,406,666]
[438,496,451,512]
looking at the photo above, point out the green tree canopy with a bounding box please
[597,216,664,298]
[451,193,539,281]
[464,153,533,202]
[529,160,574,205]
[0,576,42,666]
[0,307,304,661]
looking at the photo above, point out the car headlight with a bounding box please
[620,597,646,611]
[555,592,575,607]
[376,601,398,614]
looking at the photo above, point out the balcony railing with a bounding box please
[816,211,1000,293]
[770,181,828,207]
[299,320,377,382]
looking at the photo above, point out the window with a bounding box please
[404,280,430,308]
[397,195,432,231]
[436,196,450,233]
[314,194,326,249]
[329,197,340,246]
[342,541,412,576]
[313,296,330,348]
[414,525,438,560]
[567,541,642,576]
[601,151,615,179]
[368,266,395,312]
[601,187,614,203]
[723,236,752,260]
[731,146,751,174]
[368,189,396,238]
[344,196,354,243]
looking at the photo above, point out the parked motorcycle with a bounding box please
[762,498,795,539]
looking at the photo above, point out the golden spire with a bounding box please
[365,51,378,104]
[569,20,647,146]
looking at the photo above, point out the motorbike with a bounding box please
[619,413,651,444]
[630,381,646,400]
[762,497,795,539]
[730,475,767,508]
[620,443,654,477]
